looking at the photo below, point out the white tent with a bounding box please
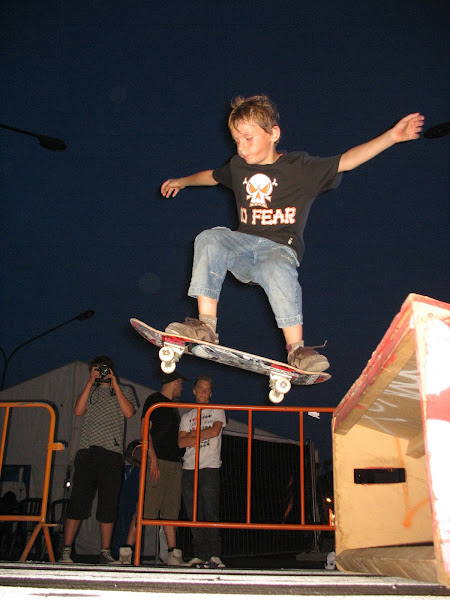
[0,361,296,557]
[224,417,299,445]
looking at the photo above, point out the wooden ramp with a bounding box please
[333,293,450,587]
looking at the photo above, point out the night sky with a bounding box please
[1,2,448,457]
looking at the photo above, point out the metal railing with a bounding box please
[134,403,335,565]
[0,401,65,561]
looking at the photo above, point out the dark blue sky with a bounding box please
[1,1,448,453]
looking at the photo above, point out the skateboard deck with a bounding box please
[130,318,330,403]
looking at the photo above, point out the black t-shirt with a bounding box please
[213,151,342,260]
[141,392,181,462]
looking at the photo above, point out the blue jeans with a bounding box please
[188,227,303,328]
[182,468,221,560]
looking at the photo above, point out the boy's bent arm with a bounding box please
[338,112,424,172]
[74,368,98,415]
[161,170,218,197]
[178,421,223,448]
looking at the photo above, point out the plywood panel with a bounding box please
[333,294,450,587]
[333,423,432,552]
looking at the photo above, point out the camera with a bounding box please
[95,364,111,382]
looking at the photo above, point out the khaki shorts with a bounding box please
[144,458,182,520]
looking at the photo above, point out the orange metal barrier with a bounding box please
[134,403,335,565]
[0,401,65,561]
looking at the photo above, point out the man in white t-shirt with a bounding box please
[178,374,226,568]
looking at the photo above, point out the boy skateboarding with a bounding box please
[161,95,424,372]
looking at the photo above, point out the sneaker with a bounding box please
[287,344,330,372]
[167,548,183,566]
[204,556,225,568]
[165,318,219,344]
[182,557,205,567]
[58,546,73,564]
[99,549,120,565]
[325,551,336,570]
[119,546,133,565]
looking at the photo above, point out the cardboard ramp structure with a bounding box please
[332,293,450,587]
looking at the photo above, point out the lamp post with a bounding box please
[0,123,67,152]
[0,310,95,390]
[423,121,450,139]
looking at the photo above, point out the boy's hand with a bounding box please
[161,178,185,198]
[89,368,99,384]
[106,371,117,386]
[390,113,425,143]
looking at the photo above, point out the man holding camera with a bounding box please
[59,356,137,564]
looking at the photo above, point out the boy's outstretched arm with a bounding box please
[338,113,424,172]
[161,169,218,197]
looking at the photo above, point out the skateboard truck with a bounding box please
[158,341,187,374]
[268,368,292,404]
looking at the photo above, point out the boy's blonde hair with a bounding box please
[228,95,280,134]
[194,373,213,390]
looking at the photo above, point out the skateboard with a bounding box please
[130,318,330,403]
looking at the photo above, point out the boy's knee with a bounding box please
[273,247,299,271]
[194,229,215,248]
[194,227,230,249]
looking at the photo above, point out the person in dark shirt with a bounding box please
[161,95,424,372]
[119,370,185,566]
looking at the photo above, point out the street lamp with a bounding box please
[0,123,67,152]
[0,310,95,390]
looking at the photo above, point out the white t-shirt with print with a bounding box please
[179,407,226,470]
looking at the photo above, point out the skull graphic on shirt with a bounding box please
[243,174,278,208]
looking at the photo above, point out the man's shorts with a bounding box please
[66,446,123,523]
[144,458,182,520]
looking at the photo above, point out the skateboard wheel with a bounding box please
[161,361,176,374]
[269,390,284,404]
[159,346,175,363]
[274,378,291,395]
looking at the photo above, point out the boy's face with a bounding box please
[193,379,213,404]
[230,120,280,165]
